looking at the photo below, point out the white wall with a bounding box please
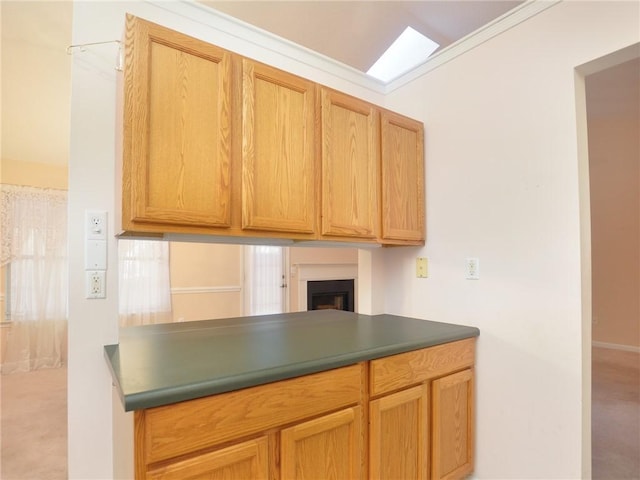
[68,0,639,477]
[382,2,639,479]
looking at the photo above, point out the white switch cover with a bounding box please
[465,257,480,280]
[85,240,107,270]
[416,257,428,278]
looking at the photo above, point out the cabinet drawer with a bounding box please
[369,338,475,396]
[137,364,363,465]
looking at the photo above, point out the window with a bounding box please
[367,26,439,83]
[0,184,68,373]
[118,239,172,327]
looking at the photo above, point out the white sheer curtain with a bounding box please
[245,246,285,315]
[0,184,68,374]
[118,239,172,327]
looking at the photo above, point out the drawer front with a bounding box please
[369,338,475,397]
[139,364,364,465]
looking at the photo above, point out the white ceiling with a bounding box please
[202,1,523,73]
[0,1,637,169]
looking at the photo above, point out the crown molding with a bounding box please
[145,0,561,95]
[386,0,562,92]
[146,0,386,95]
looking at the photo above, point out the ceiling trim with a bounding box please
[148,0,560,95]
[149,0,387,94]
[386,0,562,92]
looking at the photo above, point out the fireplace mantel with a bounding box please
[295,263,358,312]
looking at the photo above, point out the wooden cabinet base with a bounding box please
[432,369,475,480]
[133,340,475,479]
[370,384,429,480]
[281,407,362,479]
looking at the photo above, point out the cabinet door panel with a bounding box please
[146,436,268,480]
[281,406,362,480]
[370,384,428,480]
[242,60,316,234]
[321,89,379,239]
[381,111,424,243]
[124,15,232,228]
[432,369,474,480]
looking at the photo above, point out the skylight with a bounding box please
[366,26,439,83]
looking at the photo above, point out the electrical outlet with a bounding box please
[86,270,106,299]
[85,210,107,240]
[416,257,428,278]
[465,257,480,280]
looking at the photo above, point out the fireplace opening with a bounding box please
[307,279,354,312]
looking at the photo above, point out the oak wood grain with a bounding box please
[320,88,380,239]
[380,110,425,244]
[146,436,269,480]
[369,338,476,396]
[431,368,474,480]
[281,407,362,479]
[140,365,362,465]
[123,15,232,229]
[242,59,317,234]
[369,384,429,480]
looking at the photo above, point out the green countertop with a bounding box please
[105,310,479,411]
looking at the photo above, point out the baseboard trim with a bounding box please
[592,341,640,353]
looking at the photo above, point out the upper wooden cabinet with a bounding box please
[242,59,317,235]
[121,15,233,231]
[120,16,424,244]
[380,110,425,244]
[320,88,380,240]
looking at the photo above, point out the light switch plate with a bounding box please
[416,257,428,278]
[85,239,107,270]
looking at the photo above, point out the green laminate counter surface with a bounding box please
[105,310,479,411]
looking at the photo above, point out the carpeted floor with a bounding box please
[0,349,637,479]
[0,366,67,480]
[592,347,640,480]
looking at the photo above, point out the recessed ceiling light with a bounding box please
[367,26,439,83]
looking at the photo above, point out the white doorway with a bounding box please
[577,45,640,478]
[244,246,289,315]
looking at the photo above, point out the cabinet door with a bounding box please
[321,88,379,239]
[380,110,425,244]
[281,406,362,480]
[123,15,232,229]
[146,436,268,480]
[369,384,429,480]
[432,369,474,480]
[242,59,316,235]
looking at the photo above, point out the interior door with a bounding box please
[244,246,288,315]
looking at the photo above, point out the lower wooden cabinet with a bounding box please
[146,437,269,480]
[432,369,475,480]
[133,340,476,480]
[282,407,362,479]
[370,384,429,480]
